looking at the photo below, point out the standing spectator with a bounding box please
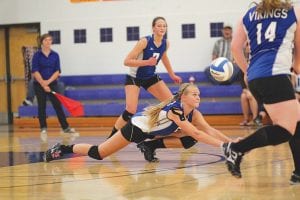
[22,79,65,106]
[32,33,79,141]
[21,44,65,106]
[107,16,182,138]
[206,25,241,85]
[223,0,300,185]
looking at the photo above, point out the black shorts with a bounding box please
[258,103,266,112]
[120,120,155,143]
[240,79,247,89]
[125,74,162,90]
[248,75,295,105]
[239,71,247,89]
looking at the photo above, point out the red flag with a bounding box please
[52,91,84,117]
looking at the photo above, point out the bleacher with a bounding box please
[18,72,243,117]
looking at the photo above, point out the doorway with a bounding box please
[0,23,40,124]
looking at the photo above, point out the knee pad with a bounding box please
[122,110,134,121]
[180,136,197,149]
[88,146,102,160]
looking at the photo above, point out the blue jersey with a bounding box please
[128,35,167,79]
[243,6,297,81]
[131,100,193,136]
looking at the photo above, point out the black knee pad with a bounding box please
[180,136,197,149]
[88,146,102,160]
[122,110,134,121]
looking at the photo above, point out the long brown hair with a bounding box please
[143,83,195,128]
[255,0,292,14]
[152,16,167,27]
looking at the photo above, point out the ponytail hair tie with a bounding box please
[173,92,180,100]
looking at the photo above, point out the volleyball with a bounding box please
[209,57,234,82]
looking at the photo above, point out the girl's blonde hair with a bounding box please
[255,0,292,14]
[143,83,196,128]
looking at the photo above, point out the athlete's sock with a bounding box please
[232,125,292,153]
[61,144,74,154]
[145,139,166,150]
[289,137,300,175]
[289,122,300,175]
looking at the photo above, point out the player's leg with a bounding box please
[138,131,197,162]
[146,77,173,102]
[108,76,140,138]
[223,76,297,178]
[240,90,250,126]
[44,130,131,162]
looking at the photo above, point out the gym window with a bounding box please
[48,30,61,44]
[210,22,223,37]
[74,29,86,43]
[126,26,139,41]
[182,24,195,39]
[100,28,113,42]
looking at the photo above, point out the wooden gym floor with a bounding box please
[0,117,299,200]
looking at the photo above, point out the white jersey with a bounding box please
[131,100,193,137]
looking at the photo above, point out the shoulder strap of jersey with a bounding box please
[143,35,151,51]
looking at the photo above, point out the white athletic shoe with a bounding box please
[40,128,48,142]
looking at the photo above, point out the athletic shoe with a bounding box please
[290,172,300,185]
[137,142,159,162]
[22,99,33,106]
[44,143,63,162]
[253,115,263,127]
[222,142,244,178]
[239,120,249,126]
[40,128,48,142]
[62,127,80,137]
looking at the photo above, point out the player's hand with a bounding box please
[171,74,182,84]
[147,57,157,66]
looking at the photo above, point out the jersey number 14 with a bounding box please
[256,21,277,45]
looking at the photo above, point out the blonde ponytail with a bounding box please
[143,83,194,128]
